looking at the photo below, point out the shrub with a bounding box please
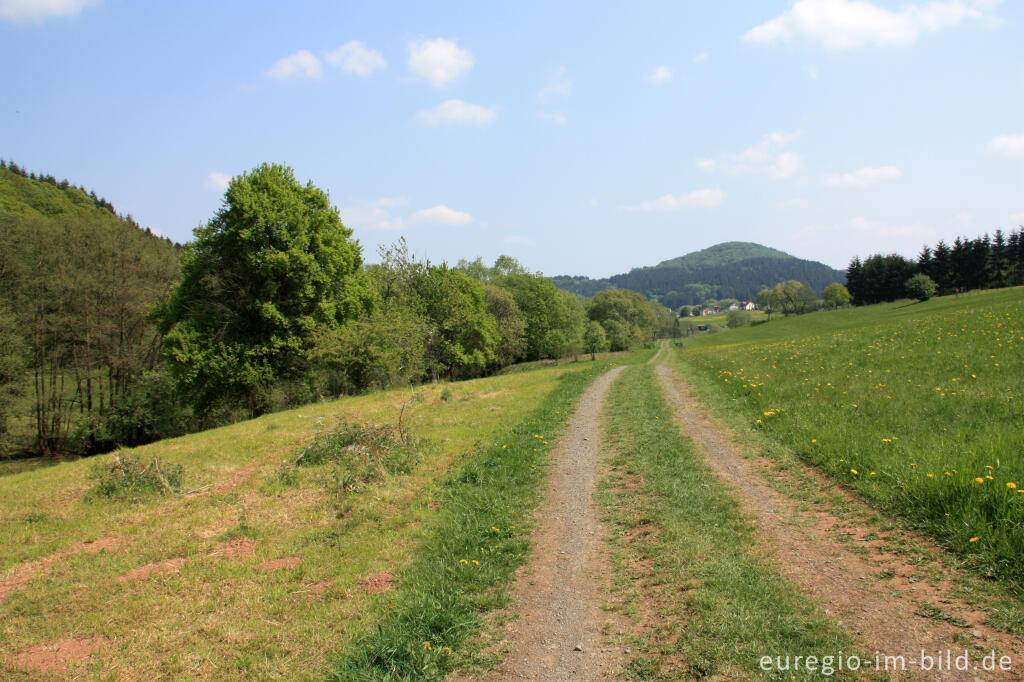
[726,309,752,328]
[90,452,184,499]
[292,401,421,494]
[905,273,937,301]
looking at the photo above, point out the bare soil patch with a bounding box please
[1,536,122,602]
[7,637,108,674]
[117,558,186,582]
[259,556,301,572]
[209,538,256,560]
[488,366,628,681]
[656,364,1024,680]
[360,571,395,593]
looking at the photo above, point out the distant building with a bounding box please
[742,301,757,311]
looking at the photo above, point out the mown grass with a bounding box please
[673,287,1024,587]
[329,351,653,680]
[0,362,613,679]
[599,365,859,680]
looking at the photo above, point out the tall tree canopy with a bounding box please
[159,163,372,414]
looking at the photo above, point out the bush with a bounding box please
[90,453,184,499]
[905,273,937,301]
[291,401,422,494]
[726,309,752,328]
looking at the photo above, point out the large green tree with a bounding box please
[159,163,372,415]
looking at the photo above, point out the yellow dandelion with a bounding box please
[975,477,985,484]
[443,647,452,654]
[811,439,817,444]
[986,475,995,481]
[851,469,859,475]
[985,465,994,469]
[927,473,934,478]
[509,525,515,529]
[423,641,433,650]
[969,537,979,543]
[472,560,480,566]
[1008,482,1018,489]
[459,559,468,565]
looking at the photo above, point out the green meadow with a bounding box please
[673,287,1024,585]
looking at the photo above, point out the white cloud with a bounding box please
[412,205,473,225]
[743,0,998,50]
[206,172,231,191]
[266,49,323,79]
[538,66,572,100]
[987,134,1024,157]
[341,198,407,231]
[627,188,725,211]
[647,65,673,85]
[325,41,386,76]
[692,52,709,64]
[0,0,96,23]
[698,131,803,179]
[540,111,567,125]
[408,38,474,87]
[823,165,901,187]
[779,198,807,208]
[417,99,496,125]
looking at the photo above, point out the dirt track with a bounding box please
[488,366,627,681]
[656,363,1024,681]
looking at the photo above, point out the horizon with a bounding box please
[2,1,1022,277]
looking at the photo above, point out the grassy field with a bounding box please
[599,365,857,680]
[0,357,637,679]
[673,287,1024,586]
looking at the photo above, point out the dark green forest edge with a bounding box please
[0,162,672,461]
[2,159,1021,464]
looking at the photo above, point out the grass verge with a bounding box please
[330,356,643,680]
[672,288,1024,586]
[599,365,862,680]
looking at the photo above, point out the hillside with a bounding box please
[553,241,845,308]
[0,163,182,457]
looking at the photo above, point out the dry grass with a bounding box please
[0,365,588,679]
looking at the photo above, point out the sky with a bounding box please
[1,0,1022,277]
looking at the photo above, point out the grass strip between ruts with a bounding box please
[329,355,644,680]
[600,365,864,681]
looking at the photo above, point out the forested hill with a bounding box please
[0,162,182,457]
[553,241,845,308]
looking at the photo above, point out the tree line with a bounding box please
[1,163,672,460]
[846,228,1024,305]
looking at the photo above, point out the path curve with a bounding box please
[488,366,627,681]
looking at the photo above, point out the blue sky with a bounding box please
[2,0,1021,276]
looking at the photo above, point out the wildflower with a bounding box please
[423,641,433,650]
[851,469,859,475]
[927,473,934,478]
[975,477,985,484]
[1008,482,1018,489]
[969,537,979,543]
[443,647,452,654]
[492,526,500,532]
[986,475,994,481]
[985,465,994,470]
[811,439,817,444]
[459,559,468,565]
[502,445,507,449]
[472,560,480,565]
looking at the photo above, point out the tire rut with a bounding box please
[656,363,1024,681]
[488,366,628,681]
